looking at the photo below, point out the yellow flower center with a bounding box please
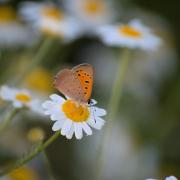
[83,1,104,15]
[42,7,64,21]
[62,100,90,122]
[27,127,45,142]
[15,93,31,103]
[0,6,16,23]
[119,25,142,38]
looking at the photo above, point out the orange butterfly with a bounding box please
[54,63,94,104]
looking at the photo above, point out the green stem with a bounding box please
[0,108,19,134]
[14,37,55,86]
[0,131,61,177]
[108,48,131,121]
[43,151,56,180]
[95,48,131,180]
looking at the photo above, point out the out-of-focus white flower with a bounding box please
[42,94,106,139]
[19,1,81,41]
[145,175,178,180]
[63,0,116,33]
[165,176,178,180]
[97,19,161,50]
[0,5,35,48]
[0,86,43,114]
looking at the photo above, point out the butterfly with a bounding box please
[54,63,94,104]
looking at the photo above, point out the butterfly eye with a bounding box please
[88,99,96,106]
[89,99,97,106]
[88,99,92,105]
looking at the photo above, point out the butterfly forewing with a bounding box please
[54,64,94,103]
[54,69,85,102]
[72,64,94,102]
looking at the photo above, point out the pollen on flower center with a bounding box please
[15,93,31,103]
[83,1,103,15]
[0,6,16,23]
[119,25,142,38]
[62,100,90,122]
[42,7,64,20]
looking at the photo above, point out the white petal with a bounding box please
[81,122,92,136]
[61,120,72,136]
[50,114,59,121]
[91,107,107,117]
[13,101,23,108]
[50,112,66,121]
[66,124,74,139]
[52,120,65,131]
[49,94,65,104]
[87,117,105,130]
[42,100,53,109]
[165,176,178,180]
[96,116,105,124]
[42,100,59,111]
[0,86,15,100]
[74,123,83,139]
[42,100,65,120]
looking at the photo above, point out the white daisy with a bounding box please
[145,176,178,180]
[165,176,178,180]
[19,1,81,41]
[0,86,43,114]
[63,0,116,33]
[0,5,35,48]
[42,94,106,139]
[97,19,161,50]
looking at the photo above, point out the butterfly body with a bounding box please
[54,63,94,104]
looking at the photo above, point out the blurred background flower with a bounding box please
[0,5,36,48]
[63,0,116,34]
[97,19,161,50]
[19,1,82,41]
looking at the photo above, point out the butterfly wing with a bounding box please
[72,63,94,102]
[54,69,85,102]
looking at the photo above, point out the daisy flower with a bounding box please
[42,94,106,139]
[0,5,35,48]
[0,86,43,114]
[97,19,161,50]
[145,176,177,180]
[63,0,115,33]
[19,1,81,41]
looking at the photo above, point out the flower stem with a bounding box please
[14,37,55,86]
[108,48,131,120]
[0,108,19,134]
[0,131,61,177]
[95,48,131,180]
